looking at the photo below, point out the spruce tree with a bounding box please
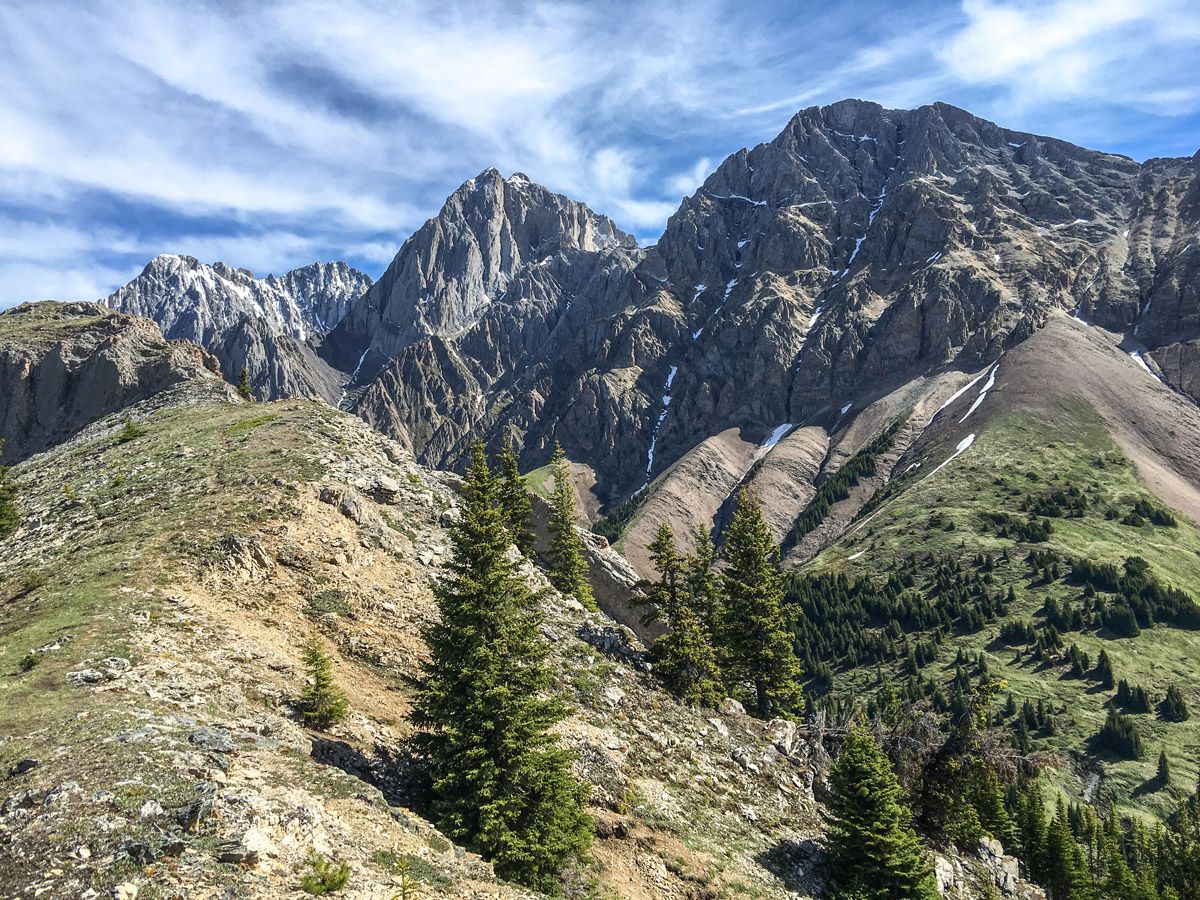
[546,443,595,610]
[0,441,18,540]
[495,439,535,555]
[237,366,254,400]
[1161,684,1190,722]
[414,443,592,894]
[684,525,721,637]
[1014,782,1048,884]
[1095,649,1115,690]
[719,487,801,717]
[641,522,722,706]
[1159,750,1172,785]
[826,726,939,900]
[1044,799,1091,900]
[298,638,349,729]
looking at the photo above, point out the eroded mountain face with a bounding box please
[0,301,232,463]
[103,255,372,402]
[331,101,1199,512]
[98,101,1198,538]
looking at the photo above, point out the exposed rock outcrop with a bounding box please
[331,102,1199,555]
[0,301,231,463]
[103,255,371,402]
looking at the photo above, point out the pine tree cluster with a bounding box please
[414,443,591,895]
[639,489,802,717]
[1007,775,1200,899]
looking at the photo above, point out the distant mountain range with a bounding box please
[96,99,1200,573]
[104,255,371,403]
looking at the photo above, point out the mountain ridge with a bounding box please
[326,100,1198,560]
[87,98,1200,575]
[103,254,372,402]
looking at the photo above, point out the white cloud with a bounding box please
[939,0,1200,112]
[667,157,715,197]
[0,261,146,305]
[0,0,1196,310]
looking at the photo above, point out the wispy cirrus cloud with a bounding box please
[0,0,1196,307]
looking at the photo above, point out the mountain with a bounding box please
[4,99,1200,899]
[103,255,372,402]
[325,101,1199,578]
[789,313,1200,822]
[0,300,233,463]
[0,309,1035,899]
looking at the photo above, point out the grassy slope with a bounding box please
[522,462,557,500]
[0,401,342,894]
[0,303,112,348]
[808,399,1200,821]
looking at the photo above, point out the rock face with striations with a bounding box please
[103,255,371,402]
[324,168,658,471]
[0,301,232,463]
[336,102,1200,521]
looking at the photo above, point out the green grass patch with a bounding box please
[804,401,1200,820]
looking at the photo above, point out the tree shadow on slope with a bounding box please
[755,838,826,894]
[310,735,426,812]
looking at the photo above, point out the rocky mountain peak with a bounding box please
[107,255,370,346]
[326,169,639,372]
[103,255,371,403]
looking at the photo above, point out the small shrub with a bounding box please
[305,590,351,618]
[19,650,43,672]
[0,441,18,539]
[116,419,148,443]
[236,367,254,401]
[299,851,350,895]
[297,638,349,729]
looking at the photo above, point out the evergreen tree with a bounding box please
[1044,799,1092,900]
[684,525,721,637]
[826,726,939,900]
[298,638,349,729]
[1014,782,1049,884]
[640,522,722,706]
[719,487,802,717]
[1161,684,1190,722]
[1159,750,1172,786]
[237,366,254,400]
[414,443,592,894]
[546,443,595,610]
[0,441,18,540]
[494,439,535,555]
[973,767,1016,850]
[1095,649,1115,690]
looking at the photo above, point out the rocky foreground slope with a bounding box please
[0,327,1037,899]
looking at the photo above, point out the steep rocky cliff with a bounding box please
[103,255,371,402]
[0,301,232,463]
[331,101,1199,563]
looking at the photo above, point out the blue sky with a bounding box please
[1,0,1198,308]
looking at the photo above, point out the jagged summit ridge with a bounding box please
[327,167,639,371]
[108,254,371,345]
[334,99,1199,539]
[103,255,372,402]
